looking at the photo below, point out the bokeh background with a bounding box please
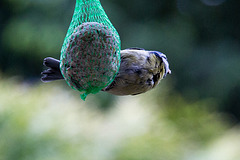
[0,0,240,159]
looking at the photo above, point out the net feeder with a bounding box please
[60,0,121,100]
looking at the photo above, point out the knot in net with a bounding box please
[60,0,121,100]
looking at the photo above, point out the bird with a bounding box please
[41,47,171,96]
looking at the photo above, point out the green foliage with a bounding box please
[0,0,240,158]
[1,0,240,113]
[114,94,228,160]
[0,79,85,160]
[0,78,235,160]
[2,18,64,57]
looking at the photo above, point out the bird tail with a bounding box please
[41,57,64,82]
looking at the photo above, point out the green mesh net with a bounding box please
[60,0,121,100]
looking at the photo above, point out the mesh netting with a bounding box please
[60,0,121,100]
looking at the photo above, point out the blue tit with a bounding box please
[102,48,171,95]
[41,48,171,95]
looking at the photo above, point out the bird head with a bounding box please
[150,51,171,77]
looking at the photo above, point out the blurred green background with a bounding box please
[0,0,240,159]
